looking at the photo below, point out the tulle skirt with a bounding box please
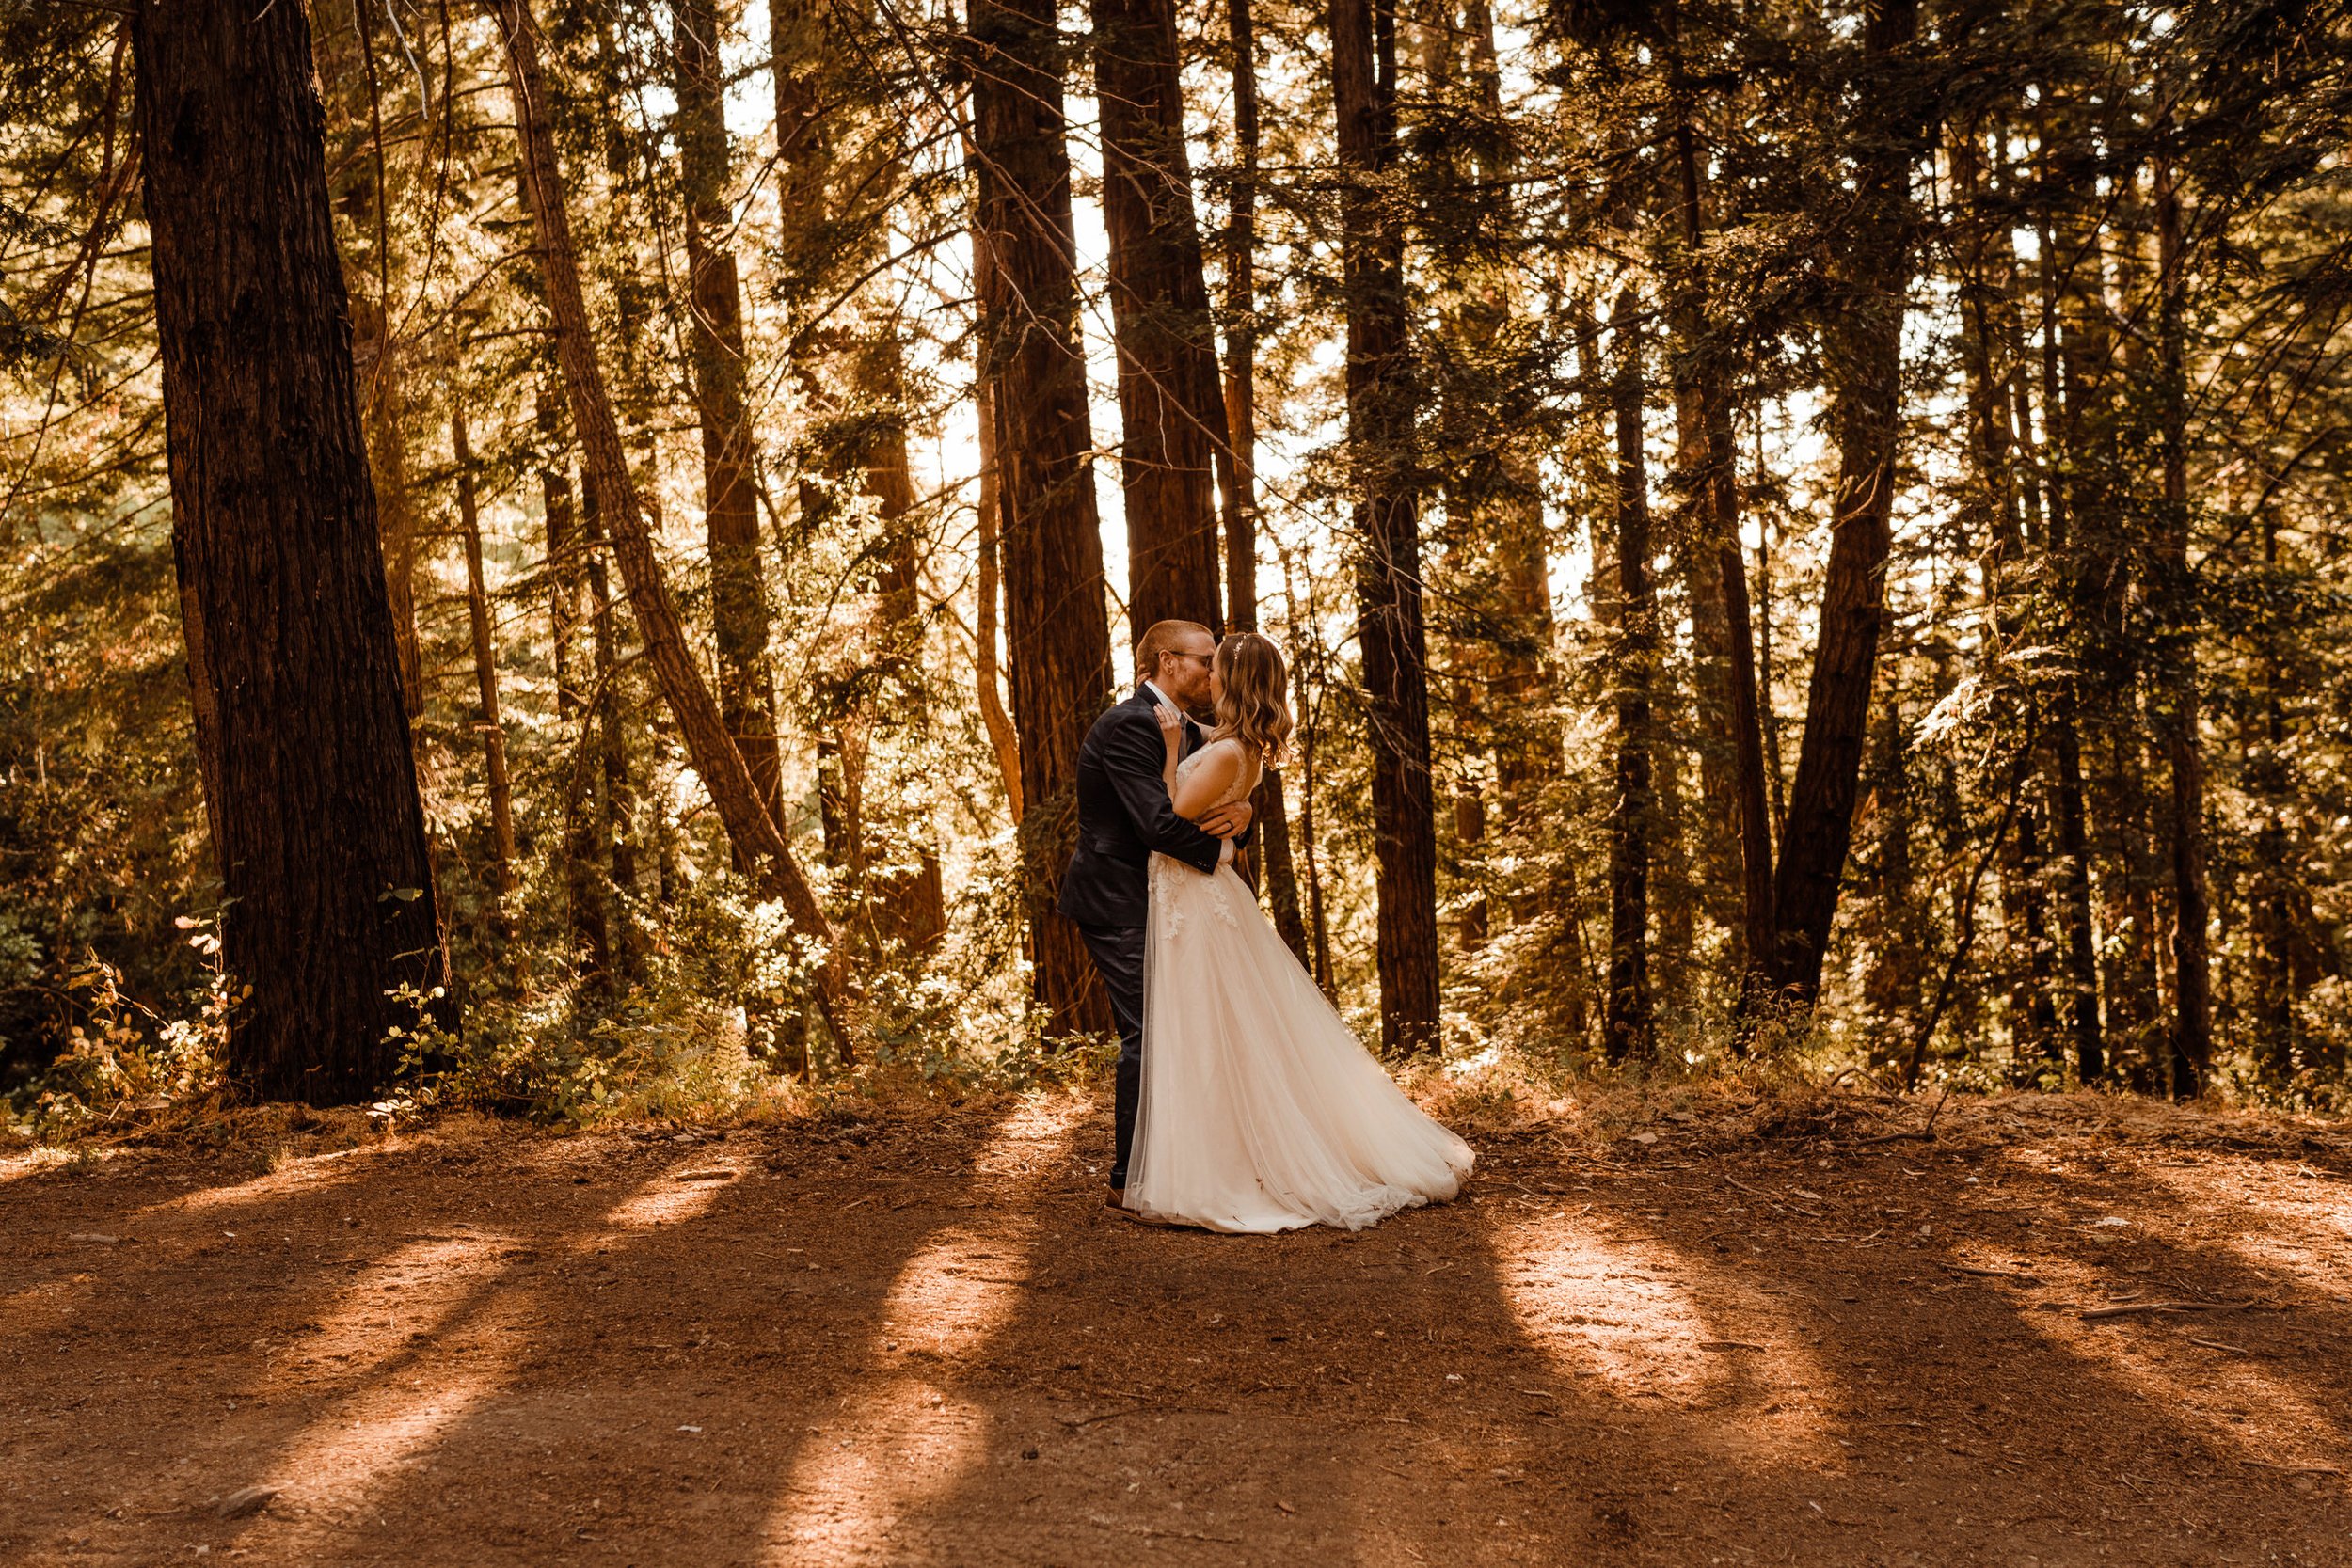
[1126,854,1475,1233]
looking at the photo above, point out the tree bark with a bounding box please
[1218,0,1308,961]
[973,374,1025,822]
[1663,58,1772,1011]
[1604,287,1655,1062]
[453,412,519,943]
[673,0,785,830]
[1765,0,1922,1006]
[580,468,640,984]
[1297,647,1336,992]
[357,300,426,721]
[1332,0,1440,1053]
[2154,154,2212,1098]
[492,0,850,1042]
[2014,205,2105,1081]
[2249,512,2295,1078]
[134,0,455,1101]
[1092,0,1227,633]
[2052,713,2103,1078]
[969,0,1118,1037]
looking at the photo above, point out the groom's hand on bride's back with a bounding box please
[1198,800,1253,839]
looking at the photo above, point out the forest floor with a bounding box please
[3,1079,2349,1567]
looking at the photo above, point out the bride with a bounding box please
[1121,631,1475,1233]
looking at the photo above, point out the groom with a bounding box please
[1059,620,1254,1207]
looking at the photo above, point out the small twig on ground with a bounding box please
[2239,1459,2344,1475]
[2080,1298,2257,1321]
[1861,1085,1956,1146]
[1938,1261,2038,1282]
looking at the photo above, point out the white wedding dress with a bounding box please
[1125,739,1475,1233]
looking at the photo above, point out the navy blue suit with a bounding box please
[1059,684,1243,1189]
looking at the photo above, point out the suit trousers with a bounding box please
[1077,921,1147,1189]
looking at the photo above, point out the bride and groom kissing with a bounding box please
[1057,620,1474,1234]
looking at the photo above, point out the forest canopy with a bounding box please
[4,0,2351,1121]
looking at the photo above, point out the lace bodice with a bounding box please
[1153,738,1260,942]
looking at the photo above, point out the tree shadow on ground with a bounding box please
[3,1095,2346,1567]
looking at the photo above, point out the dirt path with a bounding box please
[3,1089,2348,1565]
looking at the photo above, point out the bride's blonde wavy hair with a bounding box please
[1209,632,1295,768]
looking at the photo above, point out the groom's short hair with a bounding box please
[1136,619,1213,680]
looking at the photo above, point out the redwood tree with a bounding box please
[1092,0,1227,633]
[1332,0,1440,1053]
[970,0,1119,1037]
[1604,287,1656,1060]
[1765,0,1925,1006]
[133,0,454,1101]
[673,0,785,826]
[1222,0,1309,961]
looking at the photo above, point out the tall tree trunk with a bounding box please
[1664,112,1739,970]
[537,399,609,980]
[1604,287,1655,1062]
[1332,0,1440,1053]
[1860,699,1924,1051]
[2249,512,2295,1078]
[1092,0,1226,633]
[1298,651,1336,992]
[1765,0,1922,1006]
[969,0,1118,1037]
[2052,714,2103,1078]
[1661,40,1772,1011]
[2016,206,2105,1081]
[358,301,426,721]
[2013,803,2060,1061]
[134,0,454,1101]
[1756,486,1788,845]
[673,0,785,829]
[2153,155,2212,1097]
[492,0,850,1041]
[1462,0,1557,896]
[453,412,519,952]
[1219,0,1308,960]
[1954,119,2062,1069]
[973,374,1025,822]
[1221,0,1263,638]
[176,531,228,860]
[863,345,950,953]
[580,469,640,984]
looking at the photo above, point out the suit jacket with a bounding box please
[1057,685,1245,928]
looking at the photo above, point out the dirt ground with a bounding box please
[3,1085,2348,1566]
